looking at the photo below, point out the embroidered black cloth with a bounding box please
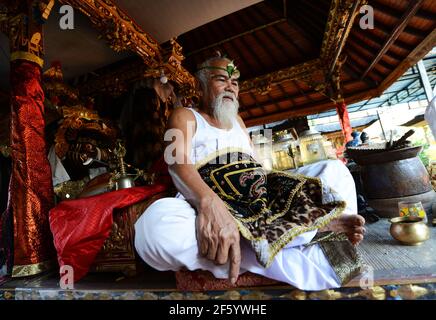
[196,151,348,267]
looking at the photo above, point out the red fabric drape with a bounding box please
[8,60,55,276]
[336,101,353,143]
[49,184,167,282]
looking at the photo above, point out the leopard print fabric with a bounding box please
[197,151,346,267]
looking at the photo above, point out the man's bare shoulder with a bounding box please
[236,115,248,129]
[168,107,196,128]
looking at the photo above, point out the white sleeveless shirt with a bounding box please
[188,108,254,165]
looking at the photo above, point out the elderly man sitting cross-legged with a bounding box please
[134,56,365,291]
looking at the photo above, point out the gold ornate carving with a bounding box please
[11,259,55,277]
[239,0,363,102]
[102,219,128,253]
[2,1,55,67]
[321,0,362,64]
[317,0,364,101]
[160,38,197,96]
[55,106,118,159]
[57,1,196,97]
[39,0,55,20]
[0,144,11,157]
[53,179,88,199]
[239,59,321,95]
[59,0,160,68]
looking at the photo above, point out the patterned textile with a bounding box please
[1,60,56,277]
[49,184,168,282]
[196,150,350,270]
[175,270,280,291]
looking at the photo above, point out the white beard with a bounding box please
[212,92,239,130]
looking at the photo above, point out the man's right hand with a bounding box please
[196,194,241,284]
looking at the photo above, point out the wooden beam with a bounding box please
[349,26,413,54]
[230,10,276,71]
[377,28,436,97]
[372,17,423,39]
[185,18,286,57]
[241,78,363,112]
[342,63,377,88]
[273,22,308,59]
[243,87,378,127]
[373,2,434,22]
[277,83,295,107]
[242,26,436,126]
[294,1,326,34]
[346,41,395,71]
[348,33,403,63]
[217,15,272,81]
[293,79,316,105]
[246,5,303,62]
[361,0,425,79]
[246,92,263,116]
[345,45,387,80]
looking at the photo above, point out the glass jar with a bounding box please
[252,133,273,171]
[272,130,300,170]
[299,129,327,165]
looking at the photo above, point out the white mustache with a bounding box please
[222,93,236,100]
[212,92,239,129]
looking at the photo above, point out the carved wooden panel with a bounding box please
[90,191,168,276]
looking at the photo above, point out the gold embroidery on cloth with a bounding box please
[11,51,44,68]
[12,260,55,277]
[318,237,363,285]
[196,149,350,269]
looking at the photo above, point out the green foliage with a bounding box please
[413,140,430,167]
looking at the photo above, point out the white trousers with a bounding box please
[134,160,356,290]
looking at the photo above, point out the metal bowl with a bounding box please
[389,216,430,245]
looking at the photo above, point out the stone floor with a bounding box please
[1,218,436,300]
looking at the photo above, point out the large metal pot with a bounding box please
[349,146,435,217]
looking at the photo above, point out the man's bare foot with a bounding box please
[320,214,366,245]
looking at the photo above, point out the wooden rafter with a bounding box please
[284,13,318,45]
[246,92,261,116]
[185,19,286,58]
[331,29,436,121]
[345,45,387,80]
[248,3,308,60]
[361,0,426,79]
[222,12,270,72]
[293,79,317,105]
[348,33,403,63]
[347,39,395,70]
[293,3,324,35]
[261,27,289,64]
[277,83,295,108]
[243,8,286,66]
[342,64,377,87]
[350,25,413,53]
[377,27,436,97]
[242,78,367,114]
[272,23,306,60]
[373,2,434,22]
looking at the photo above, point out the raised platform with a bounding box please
[1,219,436,300]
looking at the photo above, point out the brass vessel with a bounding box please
[389,216,430,245]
